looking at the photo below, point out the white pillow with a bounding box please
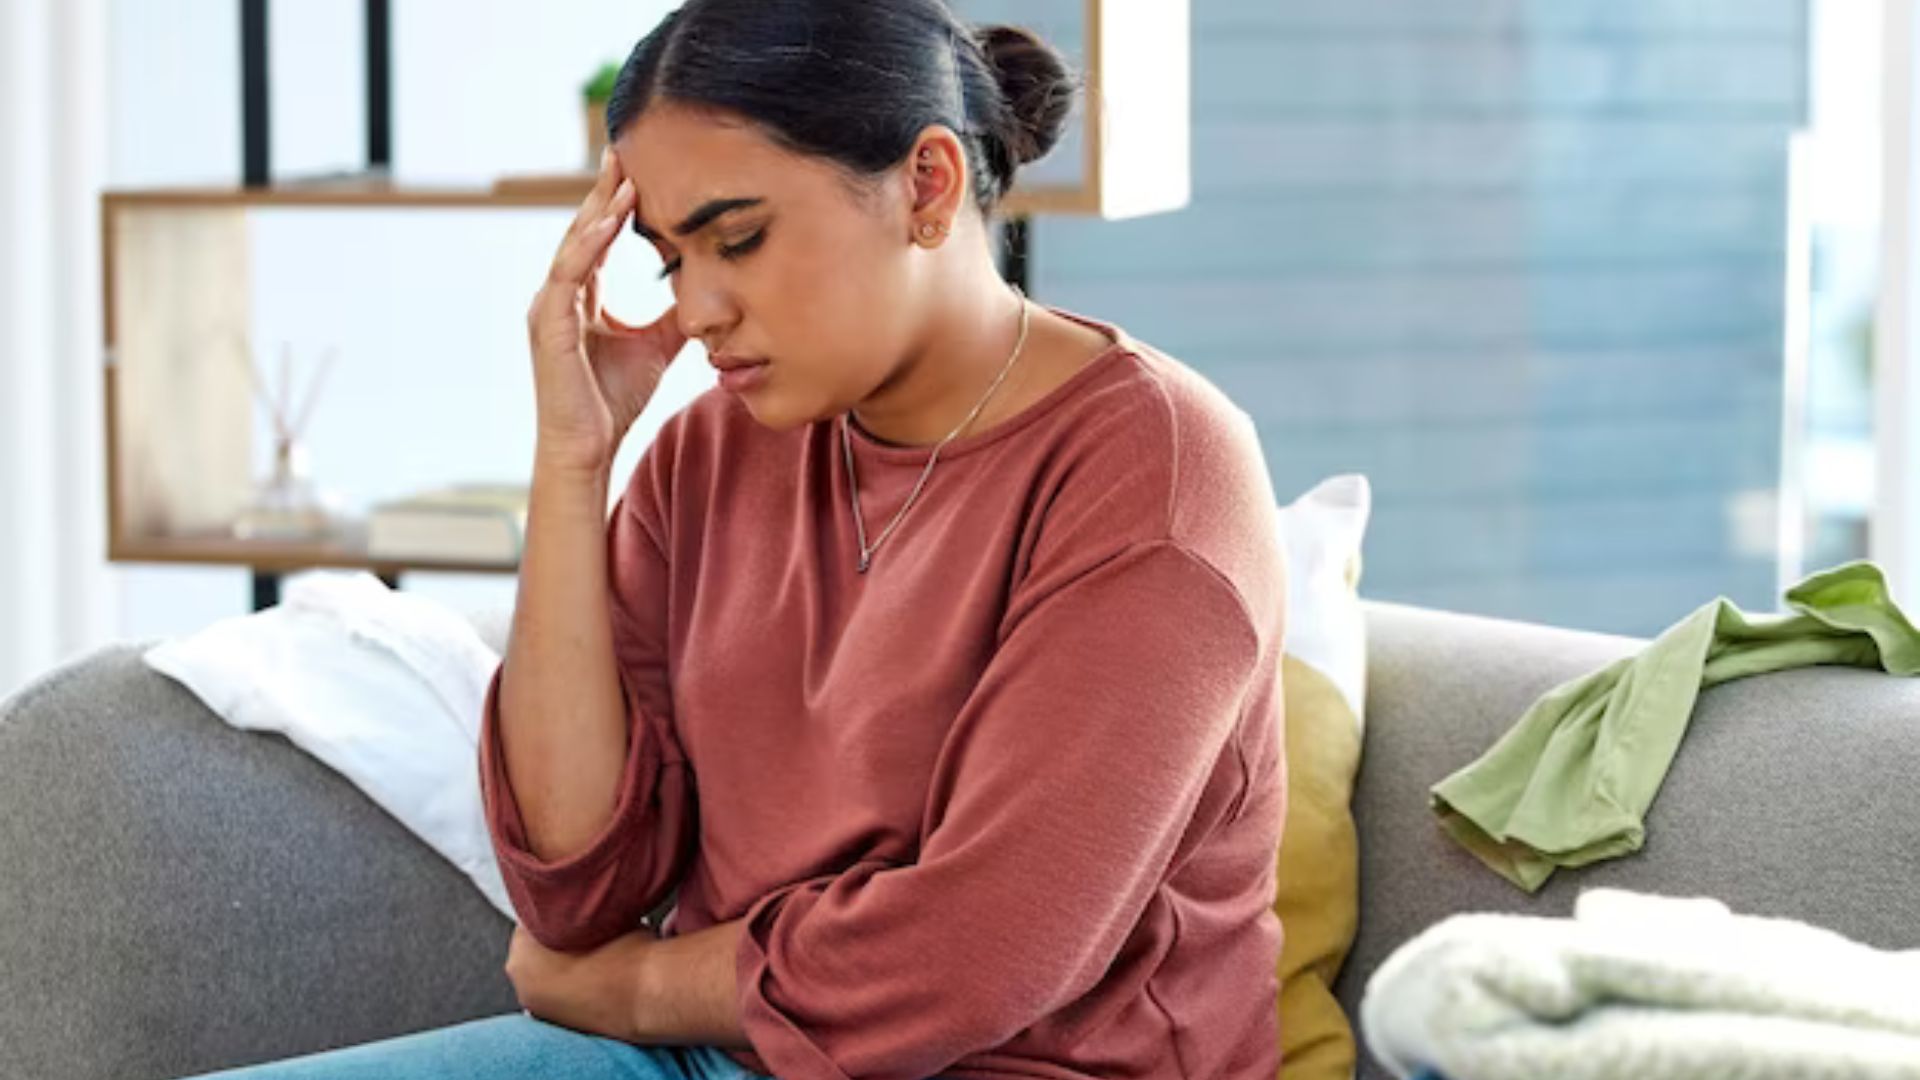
[1270,472,1373,1080]
[142,570,514,920]
[1278,472,1371,722]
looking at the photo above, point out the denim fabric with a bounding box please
[171,1012,770,1080]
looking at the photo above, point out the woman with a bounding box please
[183,2,1287,1078]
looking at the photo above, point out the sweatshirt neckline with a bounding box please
[840,303,1137,465]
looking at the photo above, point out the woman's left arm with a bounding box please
[506,918,753,1048]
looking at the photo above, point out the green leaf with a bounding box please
[582,61,621,103]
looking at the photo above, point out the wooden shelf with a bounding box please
[109,528,519,576]
[103,175,588,211]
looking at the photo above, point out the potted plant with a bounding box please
[583,61,620,168]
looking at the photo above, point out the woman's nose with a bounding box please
[674,282,736,345]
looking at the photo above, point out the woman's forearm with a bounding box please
[630,918,752,1048]
[495,456,631,863]
[511,918,750,1049]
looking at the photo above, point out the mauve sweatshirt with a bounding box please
[478,305,1288,1080]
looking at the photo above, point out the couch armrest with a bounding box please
[0,642,518,1080]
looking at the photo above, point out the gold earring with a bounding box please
[917,220,946,245]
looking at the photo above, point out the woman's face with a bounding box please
[613,100,926,431]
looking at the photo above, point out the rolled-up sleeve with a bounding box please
[733,540,1263,1080]
[477,467,696,953]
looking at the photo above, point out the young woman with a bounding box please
[182,2,1287,1078]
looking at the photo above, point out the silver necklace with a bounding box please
[841,285,1030,574]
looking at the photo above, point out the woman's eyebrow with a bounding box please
[632,197,766,241]
[675,197,765,235]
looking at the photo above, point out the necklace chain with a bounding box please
[841,285,1030,574]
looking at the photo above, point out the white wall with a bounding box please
[107,0,699,640]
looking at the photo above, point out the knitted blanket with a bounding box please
[1361,888,1920,1080]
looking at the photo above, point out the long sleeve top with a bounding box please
[477,305,1289,1080]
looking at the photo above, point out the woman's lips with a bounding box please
[716,360,769,393]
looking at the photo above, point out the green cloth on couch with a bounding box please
[1430,561,1920,892]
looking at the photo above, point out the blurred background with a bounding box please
[1,0,1909,700]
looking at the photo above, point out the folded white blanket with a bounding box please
[142,570,514,920]
[1361,888,1920,1080]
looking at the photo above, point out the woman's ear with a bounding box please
[906,126,967,248]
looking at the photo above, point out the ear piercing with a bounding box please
[915,150,947,246]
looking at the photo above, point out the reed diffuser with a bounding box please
[230,339,348,541]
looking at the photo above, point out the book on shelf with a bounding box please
[366,482,529,563]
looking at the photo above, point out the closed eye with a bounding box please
[719,228,767,261]
[656,228,767,280]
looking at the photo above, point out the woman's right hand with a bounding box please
[527,147,689,476]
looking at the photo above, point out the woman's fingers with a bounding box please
[582,195,625,327]
[531,156,666,361]
[539,148,623,317]
[563,146,625,245]
[582,263,602,328]
[544,178,634,298]
[584,181,637,329]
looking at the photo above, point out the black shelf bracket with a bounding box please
[240,0,270,187]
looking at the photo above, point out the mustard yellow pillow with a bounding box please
[1271,474,1370,1080]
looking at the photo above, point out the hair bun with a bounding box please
[973,24,1075,167]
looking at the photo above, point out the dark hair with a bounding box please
[604,0,1079,216]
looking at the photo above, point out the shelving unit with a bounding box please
[98,181,564,610]
[100,0,1187,610]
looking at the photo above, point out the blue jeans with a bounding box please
[173,1011,770,1080]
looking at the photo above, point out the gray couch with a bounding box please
[3,600,1917,1080]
